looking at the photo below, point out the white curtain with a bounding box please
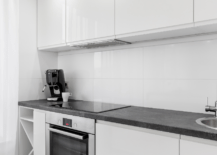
[0,0,19,155]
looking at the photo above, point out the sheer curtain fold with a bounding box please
[0,0,19,155]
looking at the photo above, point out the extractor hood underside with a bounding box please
[70,39,131,49]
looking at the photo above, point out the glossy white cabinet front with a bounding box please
[115,0,193,35]
[34,110,46,155]
[38,0,65,48]
[180,136,217,155]
[194,0,217,22]
[96,122,179,155]
[66,0,115,43]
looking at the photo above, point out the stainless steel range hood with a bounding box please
[69,39,131,49]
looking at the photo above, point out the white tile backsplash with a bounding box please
[94,51,113,78]
[143,41,217,80]
[58,53,94,79]
[112,48,144,79]
[94,79,114,103]
[58,39,217,113]
[162,41,217,79]
[114,79,143,106]
[94,48,143,79]
[94,79,143,106]
[143,45,166,79]
[69,79,94,101]
[143,79,216,113]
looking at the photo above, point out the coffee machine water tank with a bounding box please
[43,69,66,101]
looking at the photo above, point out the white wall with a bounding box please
[19,0,58,101]
[58,34,217,114]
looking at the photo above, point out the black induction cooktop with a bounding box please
[50,100,130,113]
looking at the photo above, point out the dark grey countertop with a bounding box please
[19,99,217,141]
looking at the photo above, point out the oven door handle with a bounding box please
[48,127,85,140]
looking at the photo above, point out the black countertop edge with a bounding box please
[19,101,104,119]
[18,100,217,141]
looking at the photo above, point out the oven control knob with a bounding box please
[74,123,77,128]
[58,120,62,125]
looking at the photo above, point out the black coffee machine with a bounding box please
[42,69,66,101]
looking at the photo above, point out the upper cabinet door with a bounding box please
[38,0,66,48]
[115,0,194,35]
[66,0,115,43]
[195,0,217,22]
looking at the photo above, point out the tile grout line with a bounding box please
[114,0,115,37]
[142,47,145,108]
[179,135,181,155]
[93,53,96,102]
[193,0,194,23]
[216,80,217,103]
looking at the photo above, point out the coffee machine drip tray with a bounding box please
[50,100,130,113]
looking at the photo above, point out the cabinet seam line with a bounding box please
[114,0,115,37]
[193,0,195,23]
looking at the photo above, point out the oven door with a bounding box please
[46,124,95,155]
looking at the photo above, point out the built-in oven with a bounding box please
[46,112,95,155]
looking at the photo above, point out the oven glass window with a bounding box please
[50,131,88,155]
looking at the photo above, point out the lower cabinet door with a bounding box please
[34,110,46,155]
[96,122,179,155]
[180,136,217,155]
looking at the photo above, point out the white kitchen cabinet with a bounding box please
[19,107,46,155]
[194,0,217,34]
[34,110,46,155]
[19,107,34,155]
[66,0,115,43]
[180,135,217,155]
[115,0,194,35]
[38,0,66,48]
[96,121,180,155]
[195,0,217,22]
